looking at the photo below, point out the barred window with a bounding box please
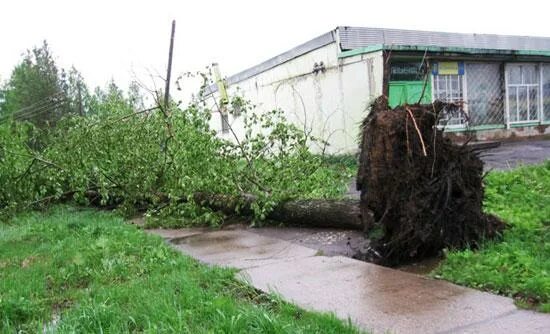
[543,64,550,122]
[506,64,539,123]
[433,74,466,126]
[465,63,504,126]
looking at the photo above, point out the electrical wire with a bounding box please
[0,92,67,122]
[0,99,68,125]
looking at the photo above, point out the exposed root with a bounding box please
[356,96,505,266]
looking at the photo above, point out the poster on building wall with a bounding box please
[390,62,425,81]
[432,61,465,75]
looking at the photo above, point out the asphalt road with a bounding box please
[480,139,550,171]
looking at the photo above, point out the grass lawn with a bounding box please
[0,206,362,333]
[434,161,550,312]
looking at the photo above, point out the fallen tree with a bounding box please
[356,97,505,265]
[193,192,364,230]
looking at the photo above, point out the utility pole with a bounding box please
[77,83,83,116]
[164,20,176,112]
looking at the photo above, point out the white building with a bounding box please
[209,26,550,154]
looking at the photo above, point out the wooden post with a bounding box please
[382,50,391,98]
[77,83,83,116]
[164,20,176,112]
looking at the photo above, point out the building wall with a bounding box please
[209,44,384,154]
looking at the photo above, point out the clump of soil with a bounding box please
[356,96,504,266]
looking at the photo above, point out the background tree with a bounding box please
[0,41,87,126]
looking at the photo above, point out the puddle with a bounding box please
[396,256,443,275]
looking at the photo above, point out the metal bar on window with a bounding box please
[540,63,544,123]
[525,87,531,120]
[505,64,510,129]
[516,87,520,123]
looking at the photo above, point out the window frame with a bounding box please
[431,65,468,128]
[505,63,542,127]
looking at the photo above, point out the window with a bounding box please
[465,63,504,125]
[433,74,466,126]
[543,64,550,122]
[506,64,539,123]
[221,113,230,133]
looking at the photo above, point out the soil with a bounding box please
[356,97,505,266]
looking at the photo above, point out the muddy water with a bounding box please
[396,256,443,275]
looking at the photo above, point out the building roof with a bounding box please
[339,26,550,51]
[213,26,550,91]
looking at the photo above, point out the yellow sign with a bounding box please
[438,62,459,75]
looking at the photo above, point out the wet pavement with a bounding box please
[147,226,550,334]
[480,139,550,170]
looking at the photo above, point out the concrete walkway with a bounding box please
[147,227,550,334]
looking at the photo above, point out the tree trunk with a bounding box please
[192,192,365,230]
[269,199,364,230]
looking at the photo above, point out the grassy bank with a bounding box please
[434,162,550,312]
[0,206,362,333]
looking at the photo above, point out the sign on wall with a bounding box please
[432,61,465,75]
[390,62,425,81]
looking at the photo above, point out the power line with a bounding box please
[6,91,65,116]
[0,99,68,125]
[0,99,66,123]
[0,92,67,123]
[13,101,67,121]
[6,99,65,119]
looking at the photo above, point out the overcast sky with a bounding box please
[2,0,550,101]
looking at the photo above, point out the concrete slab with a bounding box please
[171,230,317,269]
[444,309,550,334]
[157,224,550,334]
[239,256,519,334]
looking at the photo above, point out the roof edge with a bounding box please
[214,30,337,92]
[338,44,550,58]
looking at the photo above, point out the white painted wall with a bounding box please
[209,44,384,154]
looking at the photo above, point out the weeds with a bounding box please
[434,162,550,312]
[0,206,363,333]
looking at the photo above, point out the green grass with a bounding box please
[434,161,550,312]
[0,206,362,333]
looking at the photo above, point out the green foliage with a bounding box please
[0,206,363,333]
[0,85,349,224]
[0,41,88,126]
[434,162,550,312]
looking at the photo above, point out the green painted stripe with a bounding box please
[338,44,550,59]
[338,44,384,58]
[443,124,506,132]
[510,122,542,128]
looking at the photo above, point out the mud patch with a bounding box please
[356,97,505,266]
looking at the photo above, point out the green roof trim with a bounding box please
[338,44,550,58]
[338,44,384,58]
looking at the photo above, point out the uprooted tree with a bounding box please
[355,97,504,265]
[0,64,504,266]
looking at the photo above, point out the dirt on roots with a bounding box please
[356,96,504,266]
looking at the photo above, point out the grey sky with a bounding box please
[2,0,550,101]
